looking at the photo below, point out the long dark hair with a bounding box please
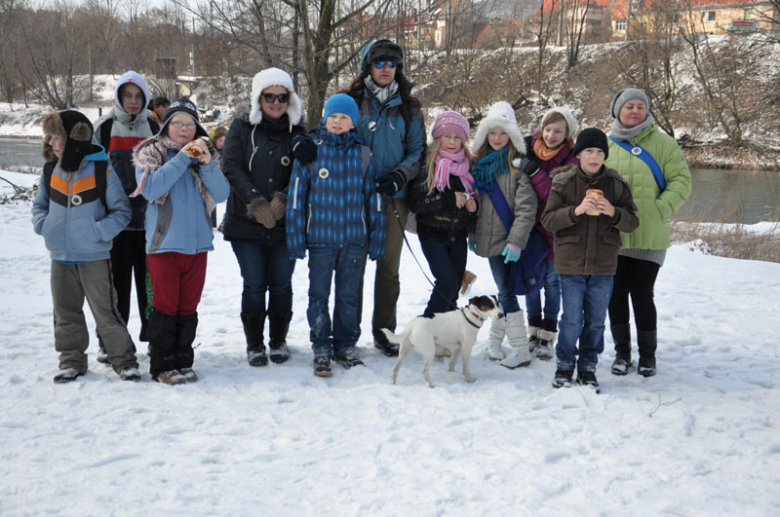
[344,70,421,108]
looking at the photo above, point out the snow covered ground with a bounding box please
[1,170,779,516]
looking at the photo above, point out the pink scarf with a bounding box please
[433,149,475,195]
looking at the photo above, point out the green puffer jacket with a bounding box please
[605,123,692,250]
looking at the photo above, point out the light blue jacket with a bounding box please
[32,150,131,262]
[136,149,230,254]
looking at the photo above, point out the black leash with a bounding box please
[388,197,460,312]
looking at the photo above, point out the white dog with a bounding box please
[382,295,504,388]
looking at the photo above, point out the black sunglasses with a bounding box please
[262,93,289,104]
[373,61,397,69]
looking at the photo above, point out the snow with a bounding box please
[1,169,780,515]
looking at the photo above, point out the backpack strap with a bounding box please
[359,144,372,174]
[608,135,665,191]
[43,162,55,199]
[100,118,113,150]
[94,160,109,210]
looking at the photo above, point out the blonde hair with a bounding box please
[473,138,518,176]
[424,137,473,194]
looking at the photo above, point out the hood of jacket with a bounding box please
[114,71,151,118]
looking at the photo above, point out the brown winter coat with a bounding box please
[541,164,639,276]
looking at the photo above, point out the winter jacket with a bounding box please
[135,149,230,255]
[32,150,131,262]
[541,164,639,276]
[93,71,158,230]
[524,134,579,257]
[407,172,477,241]
[605,122,692,251]
[473,159,537,258]
[286,127,386,261]
[221,105,305,243]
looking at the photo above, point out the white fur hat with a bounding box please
[472,101,526,155]
[249,67,303,131]
[542,107,579,139]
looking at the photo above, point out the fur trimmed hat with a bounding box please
[249,67,303,131]
[42,110,102,173]
[472,101,526,155]
[159,97,208,139]
[360,39,404,77]
[209,126,228,141]
[542,107,579,140]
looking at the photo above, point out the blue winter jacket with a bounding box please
[136,150,230,255]
[353,41,425,198]
[32,149,131,262]
[286,127,386,261]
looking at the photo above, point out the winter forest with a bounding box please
[1,0,780,515]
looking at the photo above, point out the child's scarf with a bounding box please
[471,146,510,192]
[131,135,216,217]
[433,149,474,195]
[533,131,565,162]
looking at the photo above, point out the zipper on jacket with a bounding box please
[306,203,312,233]
[361,211,366,234]
[292,177,300,210]
[249,126,258,172]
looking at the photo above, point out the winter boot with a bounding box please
[154,370,186,386]
[241,312,268,367]
[610,323,633,376]
[374,332,399,357]
[552,369,573,389]
[535,318,557,361]
[527,314,542,353]
[577,370,600,392]
[334,350,364,369]
[637,329,658,377]
[267,311,292,364]
[500,311,532,369]
[313,356,333,377]
[179,368,198,383]
[487,316,507,361]
[460,270,477,296]
[148,309,179,382]
[175,312,198,371]
[117,367,141,381]
[54,368,84,384]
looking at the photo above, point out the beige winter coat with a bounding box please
[474,160,537,258]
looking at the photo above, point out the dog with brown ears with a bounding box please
[383,295,504,388]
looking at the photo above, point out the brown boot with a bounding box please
[460,270,477,296]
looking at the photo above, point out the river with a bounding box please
[1,138,778,223]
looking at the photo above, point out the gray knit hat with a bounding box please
[610,88,649,119]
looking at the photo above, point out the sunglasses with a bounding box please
[262,93,289,104]
[373,61,397,69]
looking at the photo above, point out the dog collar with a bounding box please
[461,308,484,329]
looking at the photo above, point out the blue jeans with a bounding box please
[488,255,521,314]
[525,259,561,321]
[557,274,614,372]
[307,245,363,358]
[419,235,467,317]
[231,240,295,315]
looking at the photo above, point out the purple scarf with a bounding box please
[433,149,474,195]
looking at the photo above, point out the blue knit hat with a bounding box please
[323,93,359,127]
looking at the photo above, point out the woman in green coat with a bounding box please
[605,88,692,378]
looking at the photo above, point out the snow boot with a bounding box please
[154,370,187,386]
[610,323,633,376]
[179,368,198,383]
[500,311,532,369]
[241,311,268,367]
[527,314,542,353]
[535,319,557,360]
[552,369,573,389]
[577,370,600,393]
[148,309,179,382]
[175,312,198,372]
[267,311,292,364]
[374,332,399,357]
[460,270,477,296]
[313,356,333,377]
[334,350,364,369]
[637,329,657,377]
[487,316,507,361]
[54,368,84,384]
[117,367,141,381]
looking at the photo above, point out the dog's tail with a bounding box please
[381,327,409,345]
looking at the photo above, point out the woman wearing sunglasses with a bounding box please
[221,67,317,368]
[344,39,426,357]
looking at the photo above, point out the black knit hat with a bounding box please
[159,97,208,139]
[42,110,102,173]
[572,127,609,159]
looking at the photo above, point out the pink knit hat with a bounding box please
[431,111,470,143]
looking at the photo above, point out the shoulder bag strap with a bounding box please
[609,135,666,191]
[487,183,514,234]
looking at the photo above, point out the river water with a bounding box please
[1,138,778,223]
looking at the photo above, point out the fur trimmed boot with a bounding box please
[527,314,542,353]
[486,316,507,361]
[610,323,633,375]
[500,311,532,369]
[535,318,557,360]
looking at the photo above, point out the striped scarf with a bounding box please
[472,146,510,192]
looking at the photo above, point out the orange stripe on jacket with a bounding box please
[50,173,70,195]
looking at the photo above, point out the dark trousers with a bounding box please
[608,255,661,332]
[419,234,467,317]
[111,230,149,340]
[230,240,295,316]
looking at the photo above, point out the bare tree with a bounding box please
[535,0,559,96]
[564,0,589,68]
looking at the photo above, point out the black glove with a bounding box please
[292,133,318,165]
[375,171,405,196]
[520,157,539,177]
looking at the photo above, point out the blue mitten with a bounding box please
[502,244,521,264]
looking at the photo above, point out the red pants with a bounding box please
[146,252,207,316]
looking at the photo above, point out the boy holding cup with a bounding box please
[541,128,639,391]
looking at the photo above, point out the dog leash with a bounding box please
[388,197,459,312]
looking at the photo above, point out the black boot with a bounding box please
[637,329,657,377]
[267,311,292,364]
[610,323,633,376]
[176,313,198,381]
[241,312,267,367]
[148,309,180,382]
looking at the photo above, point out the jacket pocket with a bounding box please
[70,216,101,251]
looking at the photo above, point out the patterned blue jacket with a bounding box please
[286,127,386,261]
